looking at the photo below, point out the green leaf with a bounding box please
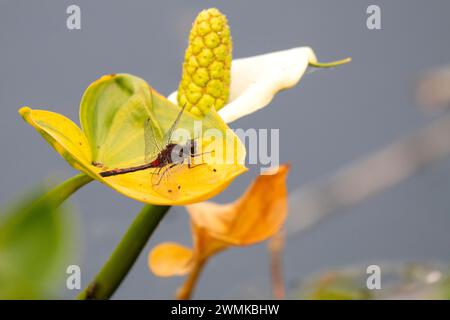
[0,185,76,299]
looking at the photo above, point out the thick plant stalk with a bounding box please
[77,205,170,300]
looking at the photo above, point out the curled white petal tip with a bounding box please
[167,92,177,105]
[169,47,346,123]
[220,47,316,123]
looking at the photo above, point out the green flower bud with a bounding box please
[177,8,232,116]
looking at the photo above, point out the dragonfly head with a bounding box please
[170,140,198,164]
[173,139,197,160]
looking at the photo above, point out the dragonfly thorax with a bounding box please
[153,139,196,167]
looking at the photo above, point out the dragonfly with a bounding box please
[99,99,211,190]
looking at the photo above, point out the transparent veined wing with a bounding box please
[144,117,162,163]
[163,103,188,145]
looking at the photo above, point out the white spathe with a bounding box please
[168,47,318,123]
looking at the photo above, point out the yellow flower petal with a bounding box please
[148,242,194,277]
[19,74,247,205]
[187,164,290,245]
[80,74,152,167]
[191,224,229,260]
[18,107,92,173]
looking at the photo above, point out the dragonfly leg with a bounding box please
[152,164,177,186]
[187,151,214,169]
[188,162,206,169]
[191,151,213,157]
[187,155,207,169]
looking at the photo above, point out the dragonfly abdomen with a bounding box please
[99,162,157,177]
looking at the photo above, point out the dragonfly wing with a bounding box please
[144,117,162,163]
[163,103,188,145]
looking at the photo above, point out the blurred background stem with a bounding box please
[77,204,170,300]
[287,113,450,236]
[268,230,286,299]
[176,259,207,300]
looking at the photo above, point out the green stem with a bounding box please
[77,205,171,300]
[309,57,352,68]
[39,173,93,207]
